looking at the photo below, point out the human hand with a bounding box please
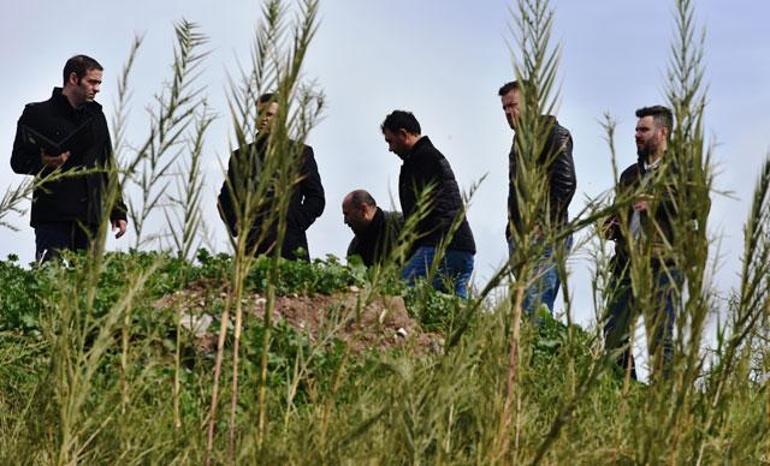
[633,194,653,213]
[41,150,70,169]
[112,219,128,239]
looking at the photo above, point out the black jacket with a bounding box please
[346,208,403,267]
[398,136,476,254]
[217,136,325,260]
[507,116,576,237]
[11,88,127,227]
[605,156,680,270]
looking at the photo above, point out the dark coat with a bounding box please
[346,208,403,267]
[217,136,325,260]
[11,88,127,227]
[398,136,476,254]
[605,156,680,271]
[507,117,576,238]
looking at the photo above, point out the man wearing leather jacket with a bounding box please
[602,105,683,380]
[499,80,576,315]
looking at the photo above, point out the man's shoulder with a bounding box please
[413,137,448,166]
[548,118,572,142]
[20,97,54,118]
[285,137,312,151]
[619,163,641,184]
[83,100,104,114]
[382,210,404,223]
[420,136,443,155]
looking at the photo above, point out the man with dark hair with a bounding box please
[343,189,403,267]
[218,93,325,260]
[602,104,681,380]
[11,54,127,262]
[499,80,576,315]
[381,110,476,298]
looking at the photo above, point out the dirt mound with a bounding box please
[155,282,441,354]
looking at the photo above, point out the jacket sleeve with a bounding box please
[293,145,325,231]
[606,166,636,242]
[546,129,576,225]
[217,149,240,236]
[10,106,44,175]
[103,119,128,222]
[346,237,359,259]
[506,145,519,237]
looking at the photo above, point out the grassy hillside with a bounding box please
[0,251,767,464]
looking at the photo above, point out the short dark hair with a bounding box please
[348,189,377,208]
[498,81,520,97]
[63,55,103,86]
[257,93,275,105]
[635,105,673,132]
[498,79,536,97]
[381,110,421,135]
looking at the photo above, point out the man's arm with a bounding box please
[547,130,576,226]
[217,149,241,236]
[293,145,325,231]
[605,165,638,242]
[98,115,128,238]
[11,107,46,175]
[346,237,359,260]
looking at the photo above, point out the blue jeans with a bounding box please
[508,235,572,316]
[35,222,95,263]
[603,265,682,380]
[402,246,474,298]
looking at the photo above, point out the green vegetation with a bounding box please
[2,0,770,464]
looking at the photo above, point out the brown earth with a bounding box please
[154,281,442,354]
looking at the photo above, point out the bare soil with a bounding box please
[155,281,441,354]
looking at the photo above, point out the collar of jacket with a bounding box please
[512,115,558,139]
[51,87,101,116]
[637,150,667,175]
[358,207,385,240]
[401,135,432,162]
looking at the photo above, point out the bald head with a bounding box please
[342,189,378,234]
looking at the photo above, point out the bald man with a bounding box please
[342,190,402,267]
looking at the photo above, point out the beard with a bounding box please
[636,140,658,161]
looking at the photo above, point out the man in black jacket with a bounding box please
[381,110,476,298]
[218,93,325,261]
[499,80,576,315]
[11,55,128,262]
[343,189,403,267]
[602,105,683,380]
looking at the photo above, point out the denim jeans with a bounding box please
[402,246,474,298]
[508,235,573,316]
[35,222,95,263]
[603,265,682,380]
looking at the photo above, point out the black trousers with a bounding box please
[34,221,97,263]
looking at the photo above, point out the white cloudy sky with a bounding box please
[2,0,769,336]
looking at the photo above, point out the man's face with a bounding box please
[635,116,666,159]
[257,101,279,133]
[342,199,371,234]
[68,68,102,106]
[382,128,410,157]
[501,88,521,130]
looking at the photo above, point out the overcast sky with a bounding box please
[2,1,769,347]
